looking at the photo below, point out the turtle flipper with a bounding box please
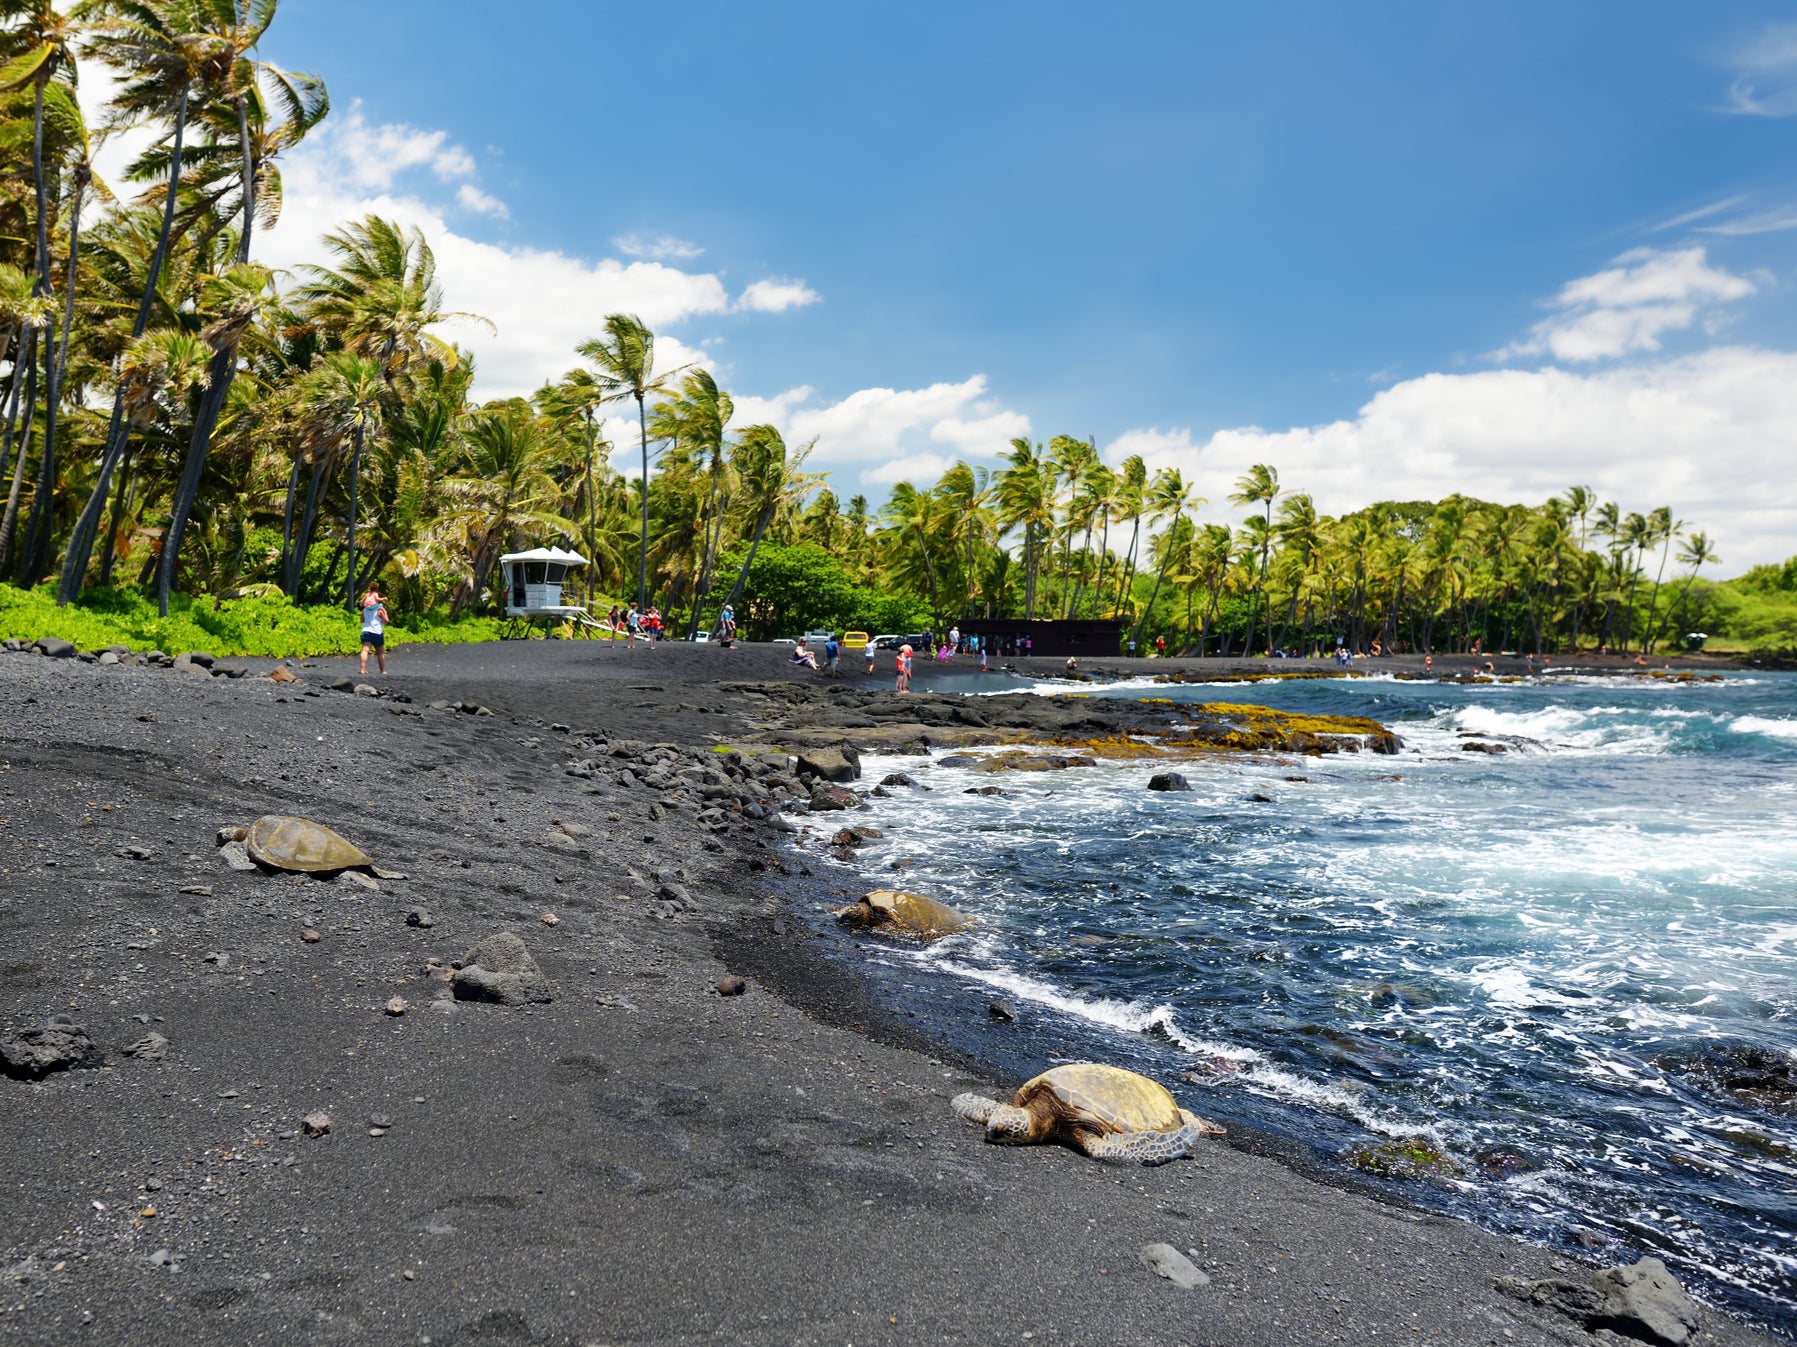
[951,1092,1001,1126]
[1079,1110,1223,1166]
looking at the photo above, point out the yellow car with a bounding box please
[840,630,870,652]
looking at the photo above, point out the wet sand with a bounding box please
[0,637,1776,1345]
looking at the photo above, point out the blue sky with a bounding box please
[234,1,1797,563]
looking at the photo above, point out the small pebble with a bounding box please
[403,1269,415,1280]
[302,1111,332,1138]
[716,976,747,996]
[384,996,408,1016]
[540,912,559,926]
[301,929,321,944]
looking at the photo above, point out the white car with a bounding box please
[772,637,796,645]
[692,631,711,644]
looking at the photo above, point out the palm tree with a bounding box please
[1,0,78,586]
[880,479,946,620]
[296,216,469,372]
[300,350,383,607]
[645,367,730,637]
[1229,463,1279,654]
[1664,531,1718,645]
[153,18,326,613]
[934,459,988,617]
[1637,505,1681,653]
[537,367,610,609]
[58,0,214,600]
[577,313,671,611]
[1131,467,1193,652]
[446,397,576,612]
[718,423,814,622]
[994,437,1054,620]
[1108,453,1148,618]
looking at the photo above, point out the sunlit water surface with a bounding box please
[834,671,1797,1334]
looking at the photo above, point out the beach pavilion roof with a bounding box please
[498,546,588,568]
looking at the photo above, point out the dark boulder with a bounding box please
[1,1016,102,1078]
[451,932,554,1005]
[31,637,74,658]
[1147,771,1191,792]
[797,745,860,782]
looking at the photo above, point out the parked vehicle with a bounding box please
[803,629,836,646]
[840,631,870,651]
[871,634,905,650]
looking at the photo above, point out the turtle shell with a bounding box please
[245,815,373,873]
[1014,1063,1184,1135]
[861,889,970,937]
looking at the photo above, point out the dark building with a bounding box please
[953,619,1127,659]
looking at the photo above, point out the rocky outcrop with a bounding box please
[1147,771,1191,791]
[1,1016,102,1078]
[797,744,860,782]
[1499,1257,1700,1347]
[452,932,554,1006]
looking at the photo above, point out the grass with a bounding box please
[0,583,507,658]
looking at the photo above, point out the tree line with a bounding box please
[0,1,1726,655]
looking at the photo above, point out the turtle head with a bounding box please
[983,1103,1036,1144]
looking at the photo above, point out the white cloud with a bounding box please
[1495,247,1758,362]
[723,375,1031,487]
[255,114,750,397]
[1104,347,1797,566]
[731,385,814,428]
[930,408,1032,458]
[865,453,956,485]
[1724,22,1797,116]
[320,104,478,190]
[736,277,820,312]
[455,184,509,218]
[613,233,705,260]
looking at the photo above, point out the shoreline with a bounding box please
[0,639,1782,1345]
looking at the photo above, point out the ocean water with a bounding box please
[833,671,1797,1334]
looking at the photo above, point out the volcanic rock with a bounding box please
[1147,771,1191,791]
[451,931,554,1005]
[1499,1256,1699,1346]
[0,1017,102,1079]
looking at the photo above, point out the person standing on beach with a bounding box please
[607,604,621,640]
[896,643,912,694]
[864,642,876,675]
[625,602,640,651]
[359,588,390,676]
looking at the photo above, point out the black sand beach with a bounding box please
[0,638,1775,1346]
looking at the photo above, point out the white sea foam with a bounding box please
[1730,715,1797,740]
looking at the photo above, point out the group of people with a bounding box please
[604,602,666,648]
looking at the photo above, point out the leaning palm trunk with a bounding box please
[0,325,32,525]
[0,346,39,577]
[635,393,650,608]
[17,309,57,585]
[156,95,256,617]
[1131,512,1180,652]
[685,467,724,640]
[17,69,56,588]
[59,86,190,604]
[343,416,366,609]
[720,501,778,626]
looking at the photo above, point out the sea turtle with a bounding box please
[242,815,373,873]
[832,889,970,937]
[952,1062,1225,1165]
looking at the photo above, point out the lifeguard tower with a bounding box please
[497,546,599,639]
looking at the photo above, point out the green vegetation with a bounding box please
[0,580,502,655]
[0,4,1774,659]
[1345,1138,1464,1181]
